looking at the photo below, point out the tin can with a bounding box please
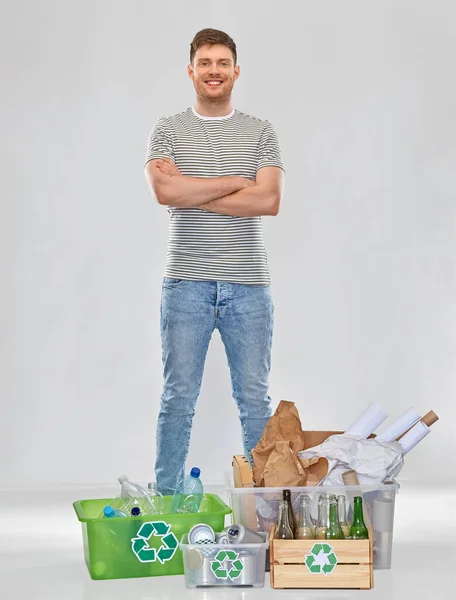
[188,523,216,544]
[215,526,231,545]
[229,551,254,586]
[227,524,264,544]
[196,555,217,586]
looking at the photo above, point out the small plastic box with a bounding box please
[180,532,269,587]
[73,494,231,580]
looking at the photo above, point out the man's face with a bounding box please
[188,44,239,101]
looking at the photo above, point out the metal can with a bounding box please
[230,551,254,586]
[215,526,231,545]
[196,554,217,586]
[227,524,264,544]
[188,523,216,544]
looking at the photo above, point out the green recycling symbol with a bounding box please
[305,543,338,576]
[210,550,244,580]
[131,521,178,564]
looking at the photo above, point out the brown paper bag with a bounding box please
[263,441,308,487]
[252,399,329,486]
[255,400,305,455]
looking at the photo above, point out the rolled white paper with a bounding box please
[345,402,388,438]
[375,408,421,442]
[398,420,430,455]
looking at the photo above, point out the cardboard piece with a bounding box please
[251,400,340,487]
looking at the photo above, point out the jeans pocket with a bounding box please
[162,277,186,288]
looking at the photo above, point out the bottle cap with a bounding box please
[131,506,141,516]
[104,506,114,517]
[118,475,128,484]
[190,467,200,478]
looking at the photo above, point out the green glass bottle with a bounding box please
[325,497,344,539]
[349,496,369,539]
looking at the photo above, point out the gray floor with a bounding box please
[1,482,455,599]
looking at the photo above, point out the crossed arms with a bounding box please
[144,158,285,217]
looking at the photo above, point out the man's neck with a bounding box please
[193,98,233,118]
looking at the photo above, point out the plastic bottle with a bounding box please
[170,467,203,513]
[118,474,154,513]
[103,506,127,518]
[147,481,164,515]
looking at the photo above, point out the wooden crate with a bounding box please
[269,525,374,589]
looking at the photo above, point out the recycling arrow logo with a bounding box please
[210,550,244,580]
[305,543,338,576]
[131,521,178,564]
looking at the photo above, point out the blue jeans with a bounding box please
[155,278,274,495]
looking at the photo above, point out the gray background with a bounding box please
[1,0,454,487]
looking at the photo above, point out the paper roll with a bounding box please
[342,470,360,486]
[396,409,439,440]
[398,420,430,455]
[421,410,439,427]
[375,408,421,442]
[345,402,388,438]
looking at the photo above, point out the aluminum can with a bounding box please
[227,524,264,544]
[188,523,215,544]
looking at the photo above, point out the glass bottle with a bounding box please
[295,494,315,539]
[325,497,344,539]
[275,500,294,539]
[349,496,369,539]
[337,495,351,538]
[283,489,297,535]
[315,493,334,539]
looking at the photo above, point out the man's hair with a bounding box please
[190,28,237,65]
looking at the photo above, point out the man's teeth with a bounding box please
[206,81,222,85]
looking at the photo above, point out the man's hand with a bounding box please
[155,157,182,177]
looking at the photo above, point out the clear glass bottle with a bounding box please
[147,481,164,515]
[325,497,344,539]
[315,493,335,539]
[275,500,294,539]
[283,489,297,535]
[337,495,351,538]
[316,494,329,539]
[349,496,369,539]
[295,494,315,539]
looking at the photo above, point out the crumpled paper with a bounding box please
[297,433,404,486]
[252,400,329,487]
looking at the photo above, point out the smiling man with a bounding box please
[144,28,285,495]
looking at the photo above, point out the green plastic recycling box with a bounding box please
[73,494,231,580]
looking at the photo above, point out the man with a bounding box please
[144,28,285,494]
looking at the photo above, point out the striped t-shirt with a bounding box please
[145,106,285,285]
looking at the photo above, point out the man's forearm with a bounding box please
[161,175,249,207]
[197,184,279,217]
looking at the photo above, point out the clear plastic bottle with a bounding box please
[147,481,164,515]
[118,474,154,513]
[170,467,203,514]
